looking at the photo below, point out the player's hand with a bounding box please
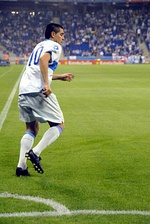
[42,85,52,97]
[61,73,75,82]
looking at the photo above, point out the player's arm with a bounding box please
[39,52,52,96]
[52,73,75,82]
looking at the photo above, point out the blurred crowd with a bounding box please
[61,8,150,59]
[0,6,150,60]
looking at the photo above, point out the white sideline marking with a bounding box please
[0,67,25,132]
[0,192,150,218]
[0,67,14,79]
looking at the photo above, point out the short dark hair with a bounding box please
[45,23,63,39]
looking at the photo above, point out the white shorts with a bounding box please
[18,92,64,124]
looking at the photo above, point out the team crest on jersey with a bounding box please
[52,45,59,54]
[53,45,59,51]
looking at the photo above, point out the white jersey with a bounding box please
[19,39,62,95]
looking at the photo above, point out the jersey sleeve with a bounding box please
[44,41,62,62]
[43,41,62,72]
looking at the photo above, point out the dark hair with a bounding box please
[45,23,63,39]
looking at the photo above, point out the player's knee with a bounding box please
[48,121,64,131]
[31,121,39,136]
[56,124,64,135]
[59,123,64,132]
[26,120,39,136]
[34,126,39,136]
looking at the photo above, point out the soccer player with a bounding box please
[16,23,74,177]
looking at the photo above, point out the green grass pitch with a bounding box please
[0,64,150,224]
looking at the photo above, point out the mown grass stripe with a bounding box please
[0,67,14,79]
[0,67,25,131]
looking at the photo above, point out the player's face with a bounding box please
[53,28,64,45]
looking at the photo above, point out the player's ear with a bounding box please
[51,31,55,38]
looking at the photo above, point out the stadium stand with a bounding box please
[0,1,149,63]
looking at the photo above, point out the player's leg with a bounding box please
[33,122,64,156]
[26,122,64,174]
[16,120,39,177]
[37,123,64,154]
[16,93,42,176]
